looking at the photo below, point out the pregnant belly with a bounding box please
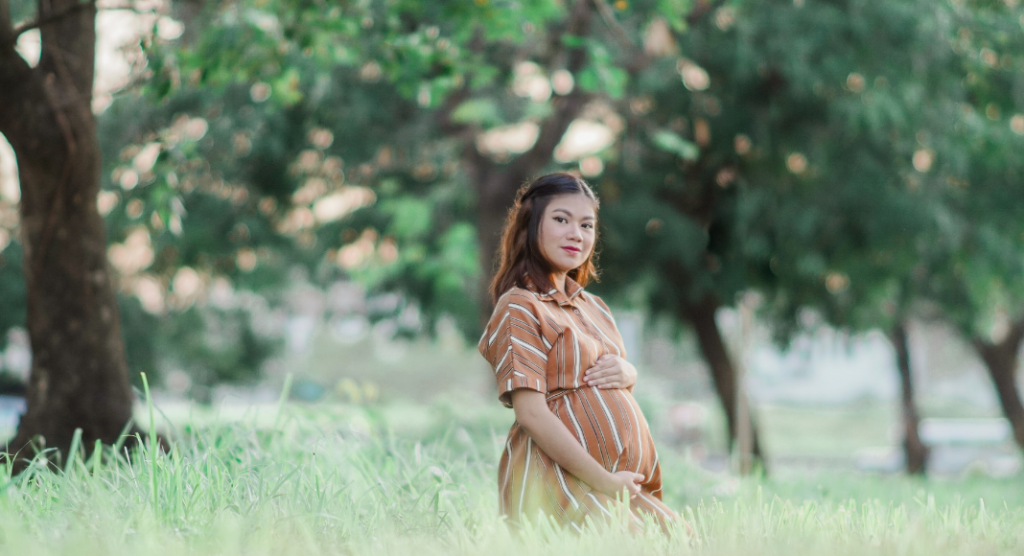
[549,387,654,474]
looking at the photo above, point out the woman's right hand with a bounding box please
[599,471,644,499]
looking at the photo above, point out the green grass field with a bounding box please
[3,387,1024,556]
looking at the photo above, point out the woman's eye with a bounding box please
[554,216,567,223]
[582,223,594,229]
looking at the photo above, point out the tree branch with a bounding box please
[971,317,1024,368]
[592,0,640,55]
[1003,318,1024,353]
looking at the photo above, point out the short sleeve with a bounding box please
[478,291,549,408]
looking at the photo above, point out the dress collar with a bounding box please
[523,275,584,307]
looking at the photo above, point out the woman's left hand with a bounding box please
[583,354,637,389]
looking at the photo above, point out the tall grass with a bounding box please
[1,394,1024,555]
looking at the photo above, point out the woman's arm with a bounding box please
[511,389,643,498]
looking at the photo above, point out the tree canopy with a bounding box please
[4,0,1024,468]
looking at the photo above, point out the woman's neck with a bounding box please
[551,272,568,295]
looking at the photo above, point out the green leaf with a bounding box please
[650,130,700,160]
[384,198,433,239]
[451,98,502,125]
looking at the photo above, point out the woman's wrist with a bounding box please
[591,470,618,495]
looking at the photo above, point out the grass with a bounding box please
[2,391,1024,555]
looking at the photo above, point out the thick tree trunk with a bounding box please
[0,0,135,468]
[682,294,766,473]
[889,321,928,474]
[475,171,521,314]
[972,321,1024,452]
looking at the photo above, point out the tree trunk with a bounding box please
[889,321,928,474]
[682,294,766,473]
[0,0,135,469]
[475,170,520,318]
[972,321,1024,452]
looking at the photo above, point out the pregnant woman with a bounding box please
[478,172,680,532]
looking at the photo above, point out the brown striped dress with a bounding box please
[478,277,678,532]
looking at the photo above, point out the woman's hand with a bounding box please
[597,471,644,499]
[584,355,637,390]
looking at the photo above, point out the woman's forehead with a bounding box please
[545,194,597,218]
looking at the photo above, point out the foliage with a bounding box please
[4,0,1024,406]
[596,0,1024,346]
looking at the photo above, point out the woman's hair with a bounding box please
[489,172,600,303]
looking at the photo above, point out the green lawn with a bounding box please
[3,395,1024,555]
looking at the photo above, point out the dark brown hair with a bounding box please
[489,172,600,303]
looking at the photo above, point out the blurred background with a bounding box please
[3,0,1024,478]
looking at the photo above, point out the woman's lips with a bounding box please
[562,246,581,255]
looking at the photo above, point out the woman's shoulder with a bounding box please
[495,285,542,306]
[580,290,615,316]
[489,287,545,322]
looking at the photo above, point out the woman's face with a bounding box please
[537,193,597,276]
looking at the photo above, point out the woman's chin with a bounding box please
[552,262,579,274]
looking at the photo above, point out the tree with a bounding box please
[596,0,1024,473]
[683,0,1024,471]
[0,0,137,463]
[899,0,1024,454]
[130,0,777,466]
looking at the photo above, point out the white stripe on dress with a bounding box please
[572,334,581,388]
[587,293,616,322]
[586,492,615,518]
[554,463,580,509]
[620,390,643,473]
[564,400,588,452]
[502,439,514,493]
[518,438,533,516]
[511,336,549,362]
[577,304,621,356]
[487,311,509,346]
[638,492,674,520]
[494,346,510,374]
[560,305,601,364]
[594,389,623,456]
[509,303,540,324]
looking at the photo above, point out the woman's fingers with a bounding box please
[628,474,644,498]
[584,367,616,384]
[585,356,621,377]
[584,357,614,376]
[588,372,625,388]
[591,378,623,389]
[585,356,634,389]
[588,370,626,388]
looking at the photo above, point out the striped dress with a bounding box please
[478,277,678,532]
